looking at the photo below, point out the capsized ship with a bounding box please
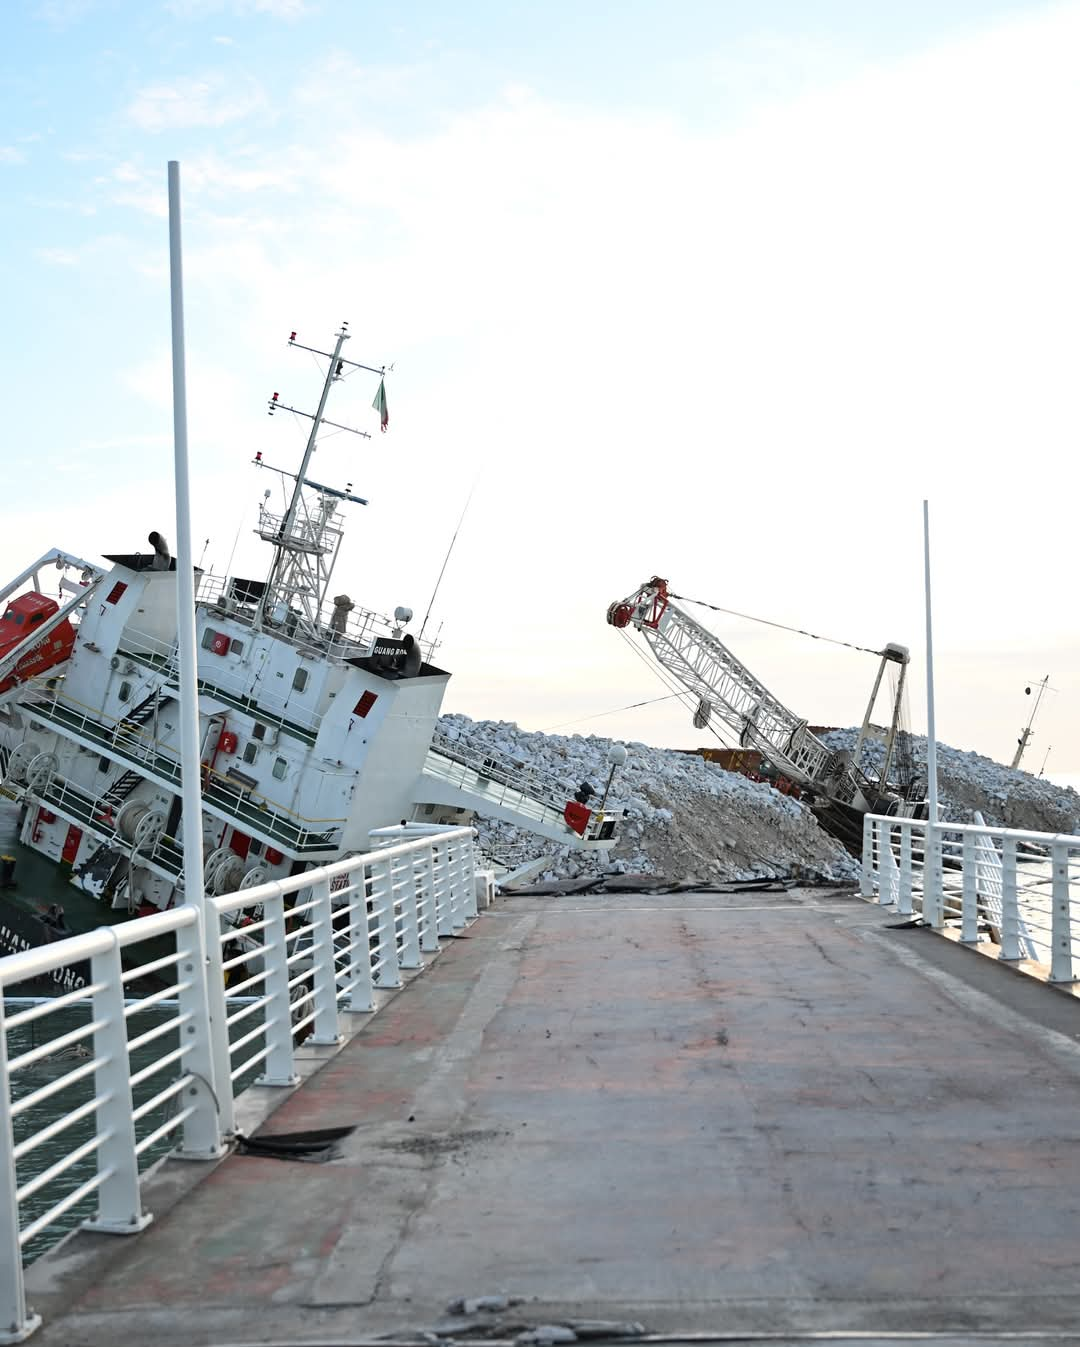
[0,327,621,987]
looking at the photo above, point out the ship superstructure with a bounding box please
[0,328,619,937]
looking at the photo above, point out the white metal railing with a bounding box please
[861,813,1080,980]
[0,824,478,1343]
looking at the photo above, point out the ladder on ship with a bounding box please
[116,688,174,737]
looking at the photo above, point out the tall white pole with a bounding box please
[168,161,205,913]
[922,499,938,824]
[168,162,235,1134]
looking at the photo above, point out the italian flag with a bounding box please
[372,378,389,433]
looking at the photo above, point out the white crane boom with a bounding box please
[608,577,914,833]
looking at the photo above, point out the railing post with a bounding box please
[460,833,478,921]
[254,890,299,1087]
[898,824,913,916]
[860,815,875,899]
[0,999,40,1344]
[444,842,465,933]
[343,869,374,1013]
[923,823,944,927]
[1000,837,1021,961]
[371,859,402,989]
[1050,840,1074,983]
[398,855,423,972]
[307,876,343,1045]
[174,911,227,1159]
[434,843,456,938]
[879,828,899,906]
[961,832,979,943]
[420,847,441,955]
[82,932,152,1235]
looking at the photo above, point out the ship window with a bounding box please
[29,612,43,625]
[231,639,244,658]
[292,668,308,692]
[242,742,258,765]
[105,582,128,605]
[248,838,262,856]
[252,722,267,741]
[201,628,217,650]
[118,681,132,703]
[272,757,287,780]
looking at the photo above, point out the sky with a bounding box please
[1,0,1078,784]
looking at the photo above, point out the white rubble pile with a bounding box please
[438,714,859,885]
[820,728,1080,835]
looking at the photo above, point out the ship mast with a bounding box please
[1011,674,1053,771]
[255,325,383,637]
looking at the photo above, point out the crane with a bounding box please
[607,576,924,849]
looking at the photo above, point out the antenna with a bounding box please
[418,477,477,644]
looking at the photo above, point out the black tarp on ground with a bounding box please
[501,875,798,897]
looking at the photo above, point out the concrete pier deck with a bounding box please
[24,887,1080,1345]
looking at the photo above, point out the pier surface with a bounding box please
[25,887,1080,1345]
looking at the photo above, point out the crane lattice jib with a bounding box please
[607,577,838,789]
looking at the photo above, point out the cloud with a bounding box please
[0,147,26,165]
[126,74,267,132]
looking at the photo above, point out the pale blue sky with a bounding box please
[2,0,1077,776]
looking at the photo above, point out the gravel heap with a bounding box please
[439,714,858,885]
[441,716,1080,885]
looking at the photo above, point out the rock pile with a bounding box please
[441,714,1080,885]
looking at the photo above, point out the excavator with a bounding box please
[608,576,927,851]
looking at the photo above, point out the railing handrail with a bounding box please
[212,825,477,914]
[864,812,1080,849]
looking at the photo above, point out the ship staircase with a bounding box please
[115,687,175,739]
[419,731,617,847]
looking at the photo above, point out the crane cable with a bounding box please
[616,629,739,754]
[668,591,883,659]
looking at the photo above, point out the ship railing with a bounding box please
[0,825,479,1343]
[861,813,1080,979]
[192,573,438,666]
[428,731,576,818]
[24,690,349,854]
